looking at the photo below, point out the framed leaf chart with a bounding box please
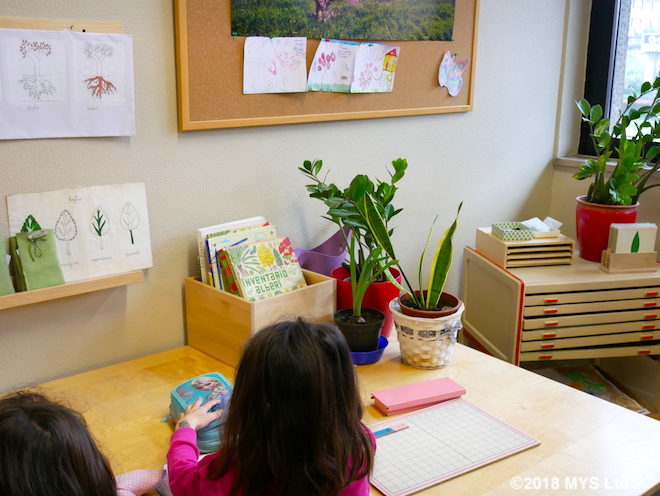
[174,0,479,130]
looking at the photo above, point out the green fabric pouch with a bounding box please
[8,236,25,292]
[15,229,65,291]
[0,237,16,295]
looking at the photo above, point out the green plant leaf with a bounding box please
[390,158,408,183]
[426,202,462,310]
[363,193,396,261]
[593,118,611,137]
[576,99,591,117]
[345,175,372,203]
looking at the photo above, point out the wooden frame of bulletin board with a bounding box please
[174,0,479,130]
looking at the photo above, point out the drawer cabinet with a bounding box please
[461,247,660,365]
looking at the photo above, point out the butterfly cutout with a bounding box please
[438,51,470,97]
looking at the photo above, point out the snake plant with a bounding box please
[365,194,462,311]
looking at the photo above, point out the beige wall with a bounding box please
[0,1,584,392]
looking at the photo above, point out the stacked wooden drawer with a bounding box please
[520,285,660,361]
[475,227,575,268]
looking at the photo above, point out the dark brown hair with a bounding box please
[0,390,117,496]
[209,318,374,496]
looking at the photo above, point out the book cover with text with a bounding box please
[196,216,265,284]
[207,224,276,289]
[225,237,307,301]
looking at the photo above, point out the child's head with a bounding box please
[210,318,373,496]
[0,390,116,496]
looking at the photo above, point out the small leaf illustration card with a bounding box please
[7,182,152,282]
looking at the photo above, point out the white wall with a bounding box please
[0,0,579,392]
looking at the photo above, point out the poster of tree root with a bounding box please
[7,182,152,282]
[0,28,134,139]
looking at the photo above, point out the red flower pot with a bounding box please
[331,266,401,338]
[576,196,638,262]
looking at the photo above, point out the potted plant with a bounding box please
[364,196,463,315]
[333,236,395,352]
[365,195,465,369]
[299,158,407,337]
[574,74,660,261]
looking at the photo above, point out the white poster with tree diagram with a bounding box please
[0,28,134,140]
[7,182,152,282]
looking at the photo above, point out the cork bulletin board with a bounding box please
[174,0,479,130]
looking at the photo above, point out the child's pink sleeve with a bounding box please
[166,427,206,496]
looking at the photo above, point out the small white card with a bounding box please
[609,223,657,253]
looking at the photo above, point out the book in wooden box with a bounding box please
[185,269,335,367]
[475,227,575,269]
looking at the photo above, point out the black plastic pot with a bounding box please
[333,308,385,352]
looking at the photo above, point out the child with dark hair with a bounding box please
[0,390,117,496]
[167,318,375,496]
[0,390,167,496]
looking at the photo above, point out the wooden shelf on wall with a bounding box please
[0,270,144,311]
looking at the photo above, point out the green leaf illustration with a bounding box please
[632,232,640,253]
[20,215,41,233]
[119,201,140,245]
[89,206,110,249]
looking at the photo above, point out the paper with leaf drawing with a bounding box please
[243,37,307,94]
[307,39,358,93]
[7,182,152,282]
[0,28,135,140]
[350,43,399,93]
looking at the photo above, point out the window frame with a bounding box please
[578,0,620,157]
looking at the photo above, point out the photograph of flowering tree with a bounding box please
[231,0,454,41]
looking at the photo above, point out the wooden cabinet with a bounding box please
[461,247,660,365]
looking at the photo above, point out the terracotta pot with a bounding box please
[331,266,401,338]
[333,308,385,352]
[576,196,638,262]
[397,290,462,318]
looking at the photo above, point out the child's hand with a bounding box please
[176,398,224,431]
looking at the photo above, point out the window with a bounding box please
[579,0,660,155]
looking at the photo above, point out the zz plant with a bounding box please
[575,74,660,205]
[299,158,407,282]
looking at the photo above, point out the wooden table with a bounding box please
[30,342,660,495]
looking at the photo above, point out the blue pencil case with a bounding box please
[169,372,233,453]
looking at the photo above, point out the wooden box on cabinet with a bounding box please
[475,227,575,268]
[185,270,336,367]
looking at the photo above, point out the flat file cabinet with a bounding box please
[461,247,660,365]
